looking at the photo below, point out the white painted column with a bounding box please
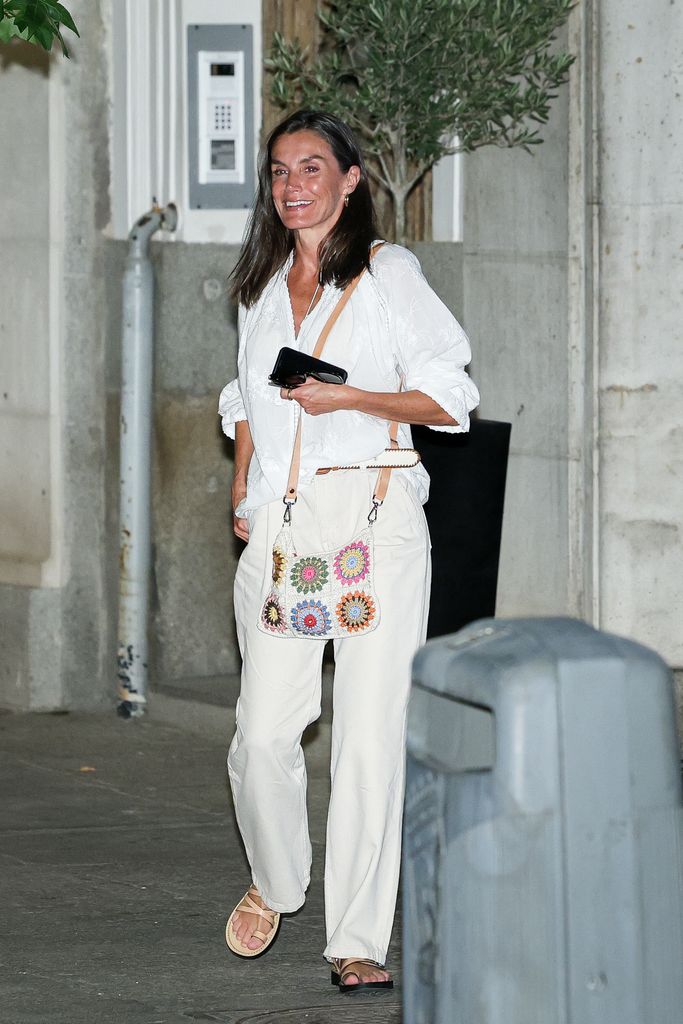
[432,149,463,242]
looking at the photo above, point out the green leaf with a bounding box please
[0,0,78,55]
[32,21,53,49]
[45,1,79,32]
[0,17,21,42]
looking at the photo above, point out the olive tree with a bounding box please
[268,0,574,242]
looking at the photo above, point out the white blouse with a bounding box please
[218,243,480,517]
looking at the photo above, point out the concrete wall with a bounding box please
[104,240,242,687]
[462,50,572,618]
[0,42,51,587]
[0,1,113,710]
[463,3,683,681]
[595,1,683,666]
[0,41,54,710]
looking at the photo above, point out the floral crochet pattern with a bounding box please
[257,523,380,640]
[272,547,286,586]
[290,600,332,636]
[261,594,287,634]
[333,540,370,585]
[290,556,329,594]
[336,591,376,633]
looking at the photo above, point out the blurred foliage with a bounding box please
[268,0,575,241]
[0,0,79,57]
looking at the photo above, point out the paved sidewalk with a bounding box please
[0,709,402,1024]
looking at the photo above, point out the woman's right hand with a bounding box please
[232,478,249,542]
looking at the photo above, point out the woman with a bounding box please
[219,110,479,990]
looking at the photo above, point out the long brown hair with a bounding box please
[230,110,379,308]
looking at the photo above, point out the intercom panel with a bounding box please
[187,24,255,209]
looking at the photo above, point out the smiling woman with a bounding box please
[230,110,377,309]
[269,130,361,330]
[219,109,479,990]
[270,131,359,234]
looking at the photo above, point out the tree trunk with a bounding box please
[391,138,409,244]
[393,188,409,246]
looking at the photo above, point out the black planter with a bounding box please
[412,419,511,639]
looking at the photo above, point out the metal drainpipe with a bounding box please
[117,203,178,719]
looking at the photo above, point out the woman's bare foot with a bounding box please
[231,888,275,952]
[332,957,393,991]
[341,961,391,986]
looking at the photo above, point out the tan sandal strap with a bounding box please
[236,890,277,924]
[251,928,270,942]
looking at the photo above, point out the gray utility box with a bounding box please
[403,617,683,1024]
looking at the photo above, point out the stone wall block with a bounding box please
[599,3,683,205]
[495,451,570,617]
[463,104,569,257]
[599,205,683,380]
[153,242,239,393]
[464,255,569,460]
[151,393,239,680]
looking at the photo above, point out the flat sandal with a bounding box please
[225,886,281,959]
[330,957,393,994]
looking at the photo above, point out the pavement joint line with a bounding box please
[0,819,230,836]
[6,968,106,995]
[0,852,126,869]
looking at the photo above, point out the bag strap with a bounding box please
[284,243,398,517]
[310,270,360,360]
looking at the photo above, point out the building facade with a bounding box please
[1,1,681,722]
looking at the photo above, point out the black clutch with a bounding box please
[268,346,348,388]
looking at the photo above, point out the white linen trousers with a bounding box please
[228,468,431,964]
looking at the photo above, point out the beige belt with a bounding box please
[315,447,421,475]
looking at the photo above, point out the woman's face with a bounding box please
[270,129,360,240]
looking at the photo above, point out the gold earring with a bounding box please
[344,194,350,207]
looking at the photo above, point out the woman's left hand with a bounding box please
[280,380,353,416]
[279,380,458,427]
